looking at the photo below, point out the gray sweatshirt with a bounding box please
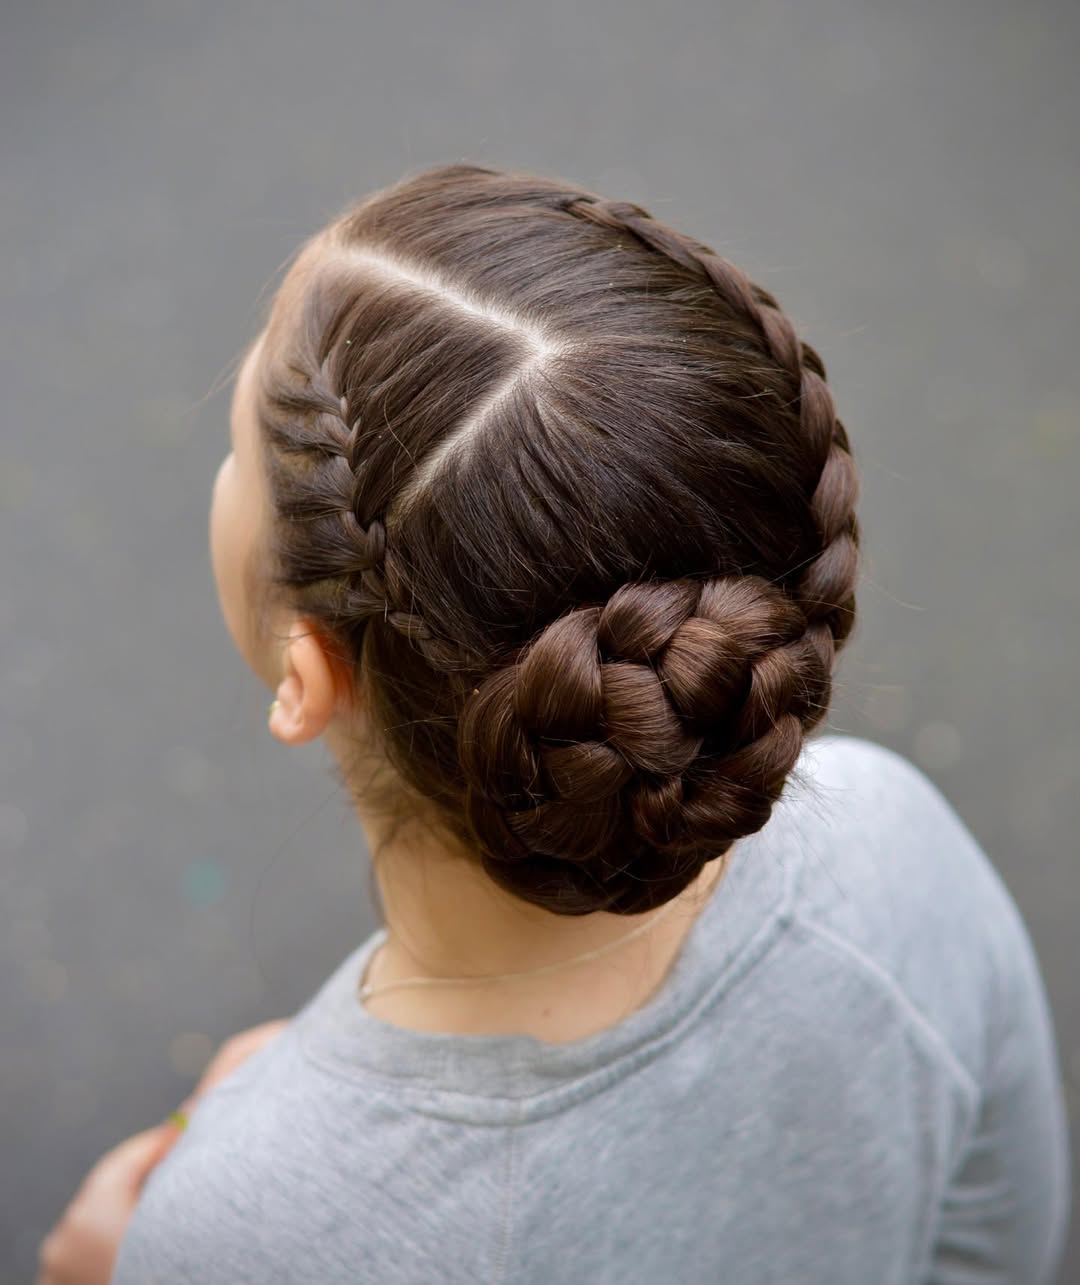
[112,733,1070,1284]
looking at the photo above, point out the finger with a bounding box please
[85,1118,186,1196]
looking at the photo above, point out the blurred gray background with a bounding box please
[2,0,1077,1279]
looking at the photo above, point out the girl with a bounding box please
[50,163,1071,1283]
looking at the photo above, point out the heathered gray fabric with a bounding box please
[112,733,1070,1284]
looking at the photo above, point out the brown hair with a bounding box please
[251,162,860,917]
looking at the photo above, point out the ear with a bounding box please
[268,618,353,746]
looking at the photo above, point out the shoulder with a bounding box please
[788,732,1016,932]
[115,1020,339,1282]
[776,732,1032,1089]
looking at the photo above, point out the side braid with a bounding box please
[558,195,860,669]
[268,357,389,604]
[272,355,469,669]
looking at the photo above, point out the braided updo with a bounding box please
[252,163,861,916]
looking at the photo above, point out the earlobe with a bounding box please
[267,622,338,746]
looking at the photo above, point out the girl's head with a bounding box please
[211,163,860,919]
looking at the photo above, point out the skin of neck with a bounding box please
[324,719,726,987]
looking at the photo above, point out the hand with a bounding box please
[35,1017,290,1285]
[34,1118,183,1285]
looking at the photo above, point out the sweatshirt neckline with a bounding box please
[297,793,801,1122]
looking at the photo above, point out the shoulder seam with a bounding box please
[792,913,981,1106]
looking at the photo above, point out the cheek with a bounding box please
[209,458,250,654]
[209,458,232,595]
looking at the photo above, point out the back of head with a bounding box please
[253,163,861,916]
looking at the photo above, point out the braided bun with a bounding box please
[458,576,829,914]
[253,164,862,916]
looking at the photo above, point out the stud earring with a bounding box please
[268,699,281,728]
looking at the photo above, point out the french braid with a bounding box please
[265,354,467,671]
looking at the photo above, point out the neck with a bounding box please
[328,725,731,1035]
[373,834,726,978]
[361,794,733,1001]
[367,838,728,1041]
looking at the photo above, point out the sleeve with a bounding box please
[925,874,1072,1284]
